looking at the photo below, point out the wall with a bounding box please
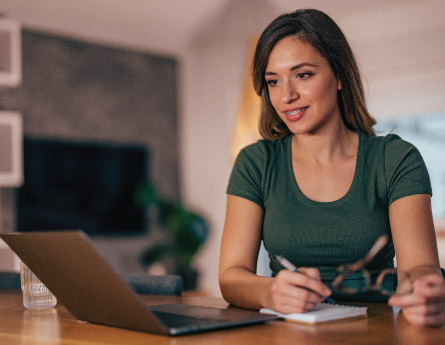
[0,30,179,274]
[338,1,445,117]
[180,0,280,295]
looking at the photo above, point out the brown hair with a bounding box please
[252,9,376,139]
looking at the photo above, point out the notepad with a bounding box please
[260,303,367,324]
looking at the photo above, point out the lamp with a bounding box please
[230,36,261,161]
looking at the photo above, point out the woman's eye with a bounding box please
[296,72,313,80]
[266,79,279,86]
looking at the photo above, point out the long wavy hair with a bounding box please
[252,9,376,140]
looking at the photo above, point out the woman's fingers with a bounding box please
[413,275,445,296]
[390,274,444,304]
[389,292,426,308]
[269,286,320,313]
[389,274,445,327]
[267,269,331,313]
[298,267,321,280]
[281,269,331,297]
[401,305,445,327]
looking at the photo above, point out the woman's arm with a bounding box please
[387,194,445,326]
[219,195,331,312]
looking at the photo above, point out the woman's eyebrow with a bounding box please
[265,62,317,76]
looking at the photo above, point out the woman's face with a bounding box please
[265,36,342,135]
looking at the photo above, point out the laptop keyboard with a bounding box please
[152,311,226,328]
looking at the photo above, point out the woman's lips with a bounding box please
[283,106,309,122]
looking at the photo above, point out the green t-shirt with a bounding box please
[227,131,432,299]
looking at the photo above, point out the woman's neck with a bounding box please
[291,124,358,165]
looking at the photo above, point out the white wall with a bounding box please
[0,239,20,271]
[179,0,276,295]
[341,1,445,117]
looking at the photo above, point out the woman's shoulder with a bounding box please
[361,131,417,155]
[238,136,291,158]
[360,131,426,177]
[228,136,291,205]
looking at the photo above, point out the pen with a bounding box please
[275,254,336,305]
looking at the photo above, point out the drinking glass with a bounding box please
[20,262,57,309]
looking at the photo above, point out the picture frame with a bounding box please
[0,111,23,187]
[0,17,22,87]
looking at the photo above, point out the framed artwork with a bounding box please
[0,111,23,186]
[0,17,22,87]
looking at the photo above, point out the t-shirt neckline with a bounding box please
[286,131,364,207]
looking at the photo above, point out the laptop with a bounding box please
[0,231,277,336]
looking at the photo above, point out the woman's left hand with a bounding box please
[388,274,445,327]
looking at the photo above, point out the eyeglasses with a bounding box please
[332,235,399,296]
[331,235,439,297]
[272,235,434,297]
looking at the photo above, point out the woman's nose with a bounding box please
[281,80,298,103]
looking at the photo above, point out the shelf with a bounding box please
[0,17,22,87]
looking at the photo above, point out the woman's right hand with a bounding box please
[264,267,332,314]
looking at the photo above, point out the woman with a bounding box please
[219,9,445,326]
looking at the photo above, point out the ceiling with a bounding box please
[2,0,441,58]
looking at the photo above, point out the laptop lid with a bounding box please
[0,231,277,335]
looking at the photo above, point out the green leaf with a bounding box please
[141,244,169,266]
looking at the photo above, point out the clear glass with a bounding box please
[20,262,57,309]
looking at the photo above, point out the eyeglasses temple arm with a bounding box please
[365,235,389,261]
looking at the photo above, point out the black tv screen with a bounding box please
[18,138,149,235]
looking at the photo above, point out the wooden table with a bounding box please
[1,291,444,345]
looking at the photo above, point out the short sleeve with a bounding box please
[384,134,432,205]
[226,143,265,208]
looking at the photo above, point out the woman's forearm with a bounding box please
[219,266,273,310]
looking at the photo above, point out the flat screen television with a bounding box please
[18,138,149,235]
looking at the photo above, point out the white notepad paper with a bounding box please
[260,303,367,324]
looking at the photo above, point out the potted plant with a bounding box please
[135,182,209,290]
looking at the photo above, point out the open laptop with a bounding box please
[0,231,277,336]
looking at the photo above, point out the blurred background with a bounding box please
[0,0,444,296]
